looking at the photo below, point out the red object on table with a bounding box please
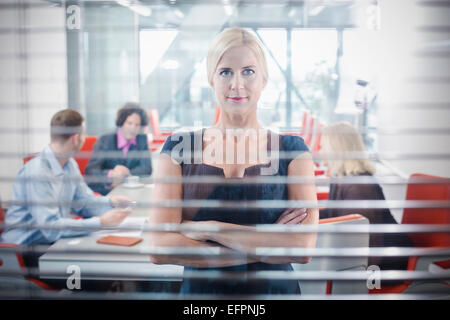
[97,235,143,246]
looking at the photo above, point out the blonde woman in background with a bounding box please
[320,121,412,280]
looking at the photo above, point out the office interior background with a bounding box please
[0,0,449,203]
[0,0,448,299]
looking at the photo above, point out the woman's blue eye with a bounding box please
[243,68,255,76]
[220,70,232,77]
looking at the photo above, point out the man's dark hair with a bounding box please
[50,109,84,142]
[115,102,148,128]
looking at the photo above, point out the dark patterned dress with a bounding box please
[161,129,309,294]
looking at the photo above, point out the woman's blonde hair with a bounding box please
[321,121,375,177]
[206,27,268,86]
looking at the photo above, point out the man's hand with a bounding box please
[110,165,130,179]
[276,208,308,225]
[109,165,131,187]
[100,208,131,226]
[109,195,133,209]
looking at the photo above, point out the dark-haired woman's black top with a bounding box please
[320,173,412,272]
[85,133,152,195]
[161,130,309,295]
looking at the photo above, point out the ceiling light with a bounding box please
[174,9,184,19]
[116,0,152,17]
[224,4,233,16]
[288,8,296,18]
[309,5,324,16]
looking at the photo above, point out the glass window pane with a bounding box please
[139,29,178,85]
[291,29,338,122]
[257,28,287,128]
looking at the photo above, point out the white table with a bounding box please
[39,183,184,282]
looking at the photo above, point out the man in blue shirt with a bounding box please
[1,110,133,252]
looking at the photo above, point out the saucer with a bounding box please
[122,182,144,188]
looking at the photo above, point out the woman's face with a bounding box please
[121,112,141,140]
[212,45,266,115]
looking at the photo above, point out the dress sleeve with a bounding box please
[161,131,196,165]
[281,135,310,167]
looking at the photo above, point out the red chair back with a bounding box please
[370,174,450,294]
[23,152,39,164]
[214,106,221,125]
[401,173,450,247]
[0,206,4,236]
[319,213,365,225]
[149,109,162,137]
[74,136,98,176]
[304,115,316,146]
[299,110,309,137]
[311,122,323,155]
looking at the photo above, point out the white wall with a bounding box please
[369,0,450,223]
[376,0,450,178]
[0,0,67,204]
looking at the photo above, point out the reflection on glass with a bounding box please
[139,29,178,84]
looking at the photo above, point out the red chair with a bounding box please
[311,122,328,176]
[148,109,172,152]
[73,136,97,176]
[280,109,309,137]
[0,205,4,236]
[304,115,316,147]
[316,191,329,201]
[0,243,54,291]
[149,109,172,143]
[370,173,450,294]
[311,122,323,156]
[299,109,310,137]
[314,169,326,176]
[23,138,100,179]
[23,152,39,164]
[214,106,221,125]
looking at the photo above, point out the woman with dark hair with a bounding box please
[85,102,152,195]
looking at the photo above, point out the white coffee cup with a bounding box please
[126,175,140,185]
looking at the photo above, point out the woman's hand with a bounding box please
[182,208,308,242]
[276,208,308,225]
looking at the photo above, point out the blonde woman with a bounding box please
[320,121,411,275]
[148,28,318,295]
